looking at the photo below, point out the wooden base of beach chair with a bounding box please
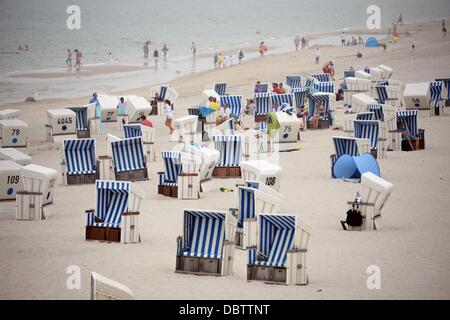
[115,168,148,182]
[247,265,287,284]
[77,129,90,139]
[67,171,99,185]
[306,119,329,130]
[158,185,178,198]
[85,226,121,242]
[370,149,378,159]
[212,166,241,178]
[402,139,421,151]
[255,115,268,123]
[234,232,243,249]
[175,255,222,276]
[15,192,45,220]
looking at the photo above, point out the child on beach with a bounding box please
[164,99,175,134]
[259,42,267,56]
[310,100,324,130]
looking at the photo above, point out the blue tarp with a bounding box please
[365,37,379,48]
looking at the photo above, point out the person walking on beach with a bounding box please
[442,25,447,38]
[238,49,244,64]
[217,53,223,68]
[294,35,300,51]
[341,32,345,46]
[153,49,159,69]
[74,49,83,71]
[162,43,169,61]
[191,42,197,57]
[301,37,307,49]
[411,44,415,57]
[164,99,175,134]
[65,49,72,71]
[259,41,267,56]
[314,47,320,64]
[143,41,150,59]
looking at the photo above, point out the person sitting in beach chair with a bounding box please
[310,100,325,130]
[216,103,231,125]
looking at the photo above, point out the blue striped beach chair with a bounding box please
[212,135,242,177]
[356,112,374,121]
[271,93,294,110]
[429,81,443,110]
[304,77,316,91]
[375,85,388,104]
[110,137,148,181]
[311,73,331,82]
[85,180,144,243]
[157,150,182,188]
[396,110,419,139]
[435,77,450,102]
[220,95,243,122]
[285,75,302,89]
[376,84,401,106]
[367,104,384,121]
[254,93,273,122]
[353,120,380,157]
[150,85,178,115]
[123,124,142,139]
[313,81,335,93]
[62,138,99,185]
[214,83,227,96]
[330,136,371,178]
[233,185,281,249]
[307,93,332,128]
[68,106,90,138]
[293,88,308,108]
[344,68,356,78]
[187,107,201,116]
[247,213,312,285]
[176,209,236,276]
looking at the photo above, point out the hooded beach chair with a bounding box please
[344,68,356,78]
[345,172,394,231]
[313,81,334,93]
[61,138,99,185]
[343,77,371,108]
[68,106,90,138]
[174,115,200,143]
[220,95,243,123]
[375,85,401,107]
[367,104,384,121]
[157,151,182,198]
[307,93,334,128]
[180,142,219,182]
[0,109,21,120]
[123,124,142,139]
[214,82,227,96]
[90,272,134,300]
[293,88,308,108]
[212,135,242,177]
[0,160,22,201]
[395,110,424,150]
[271,93,294,110]
[240,160,283,192]
[429,81,444,115]
[149,85,178,115]
[330,136,372,177]
[85,180,144,243]
[110,136,148,181]
[0,148,31,166]
[377,64,393,79]
[97,95,118,123]
[353,120,381,158]
[45,109,77,143]
[285,75,302,89]
[232,184,282,249]
[124,124,156,162]
[435,77,450,106]
[356,112,374,121]
[304,77,316,92]
[0,119,29,148]
[176,209,236,276]
[311,73,331,82]
[247,213,312,285]
[125,95,152,123]
[351,93,378,114]
[254,93,273,122]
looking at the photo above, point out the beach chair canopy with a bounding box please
[123,124,142,139]
[182,209,226,259]
[367,104,384,120]
[307,93,331,121]
[354,120,380,149]
[212,135,242,167]
[435,77,450,99]
[375,85,389,104]
[237,185,280,225]
[429,81,443,108]
[396,110,418,137]
[253,214,296,267]
[313,81,334,93]
[254,93,273,116]
[285,75,302,88]
[311,73,331,82]
[64,139,96,175]
[361,172,394,216]
[67,106,88,131]
[332,136,360,158]
[356,112,374,121]
[214,83,227,96]
[111,137,145,172]
[220,95,243,121]
[161,151,183,183]
[293,88,308,107]
[271,93,294,108]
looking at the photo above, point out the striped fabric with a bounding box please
[258,122,267,132]
[256,83,269,93]
[375,86,388,104]
[159,86,168,100]
[429,81,443,108]
[344,69,355,78]
[353,120,380,149]
[271,93,294,108]
[368,104,384,121]
[285,75,302,88]
[238,187,256,224]
[220,95,243,121]
[111,137,146,172]
[356,112,374,121]
[435,77,450,99]
[187,107,200,116]
[313,81,334,93]
[377,80,389,86]
[396,110,418,137]
[255,93,273,115]
[212,135,242,167]
[311,73,331,82]
[293,88,308,107]
[182,210,225,259]
[64,139,96,175]
[307,94,330,121]
[88,180,129,228]
[332,137,360,158]
[123,124,142,138]
[68,107,88,131]
[304,77,316,90]
[280,103,293,112]
[252,214,296,267]
[161,151,182,183]
[214,83,227,96]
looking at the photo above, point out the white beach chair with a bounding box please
[0,160,23,201]
[125,95,152,123]
[90,272,134,300]
[0,148,31,166]
[149,85,178,115]
[0,119,29,148]
[240,160,282,192]
[174,115,200,143]
[176,209,236,276]
[377,64,393,79]
[45,109,77,143]
[0,109,22,120]
[403,82,430,110]
[351,93,378,114]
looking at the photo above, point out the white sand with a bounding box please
[0,20,450,299]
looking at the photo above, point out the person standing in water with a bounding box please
[314,47,320,64]
[259,41,267,56]
[294,35,300,51]
[162,43,169,60]
[74,49,83,71]
[153,49,159,69]
[191,42,197,57]
[65,49,72,71]
[143,41,150,59]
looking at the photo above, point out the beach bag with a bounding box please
[346,202,362,227]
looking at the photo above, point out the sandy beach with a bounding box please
[0,19,450,300]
